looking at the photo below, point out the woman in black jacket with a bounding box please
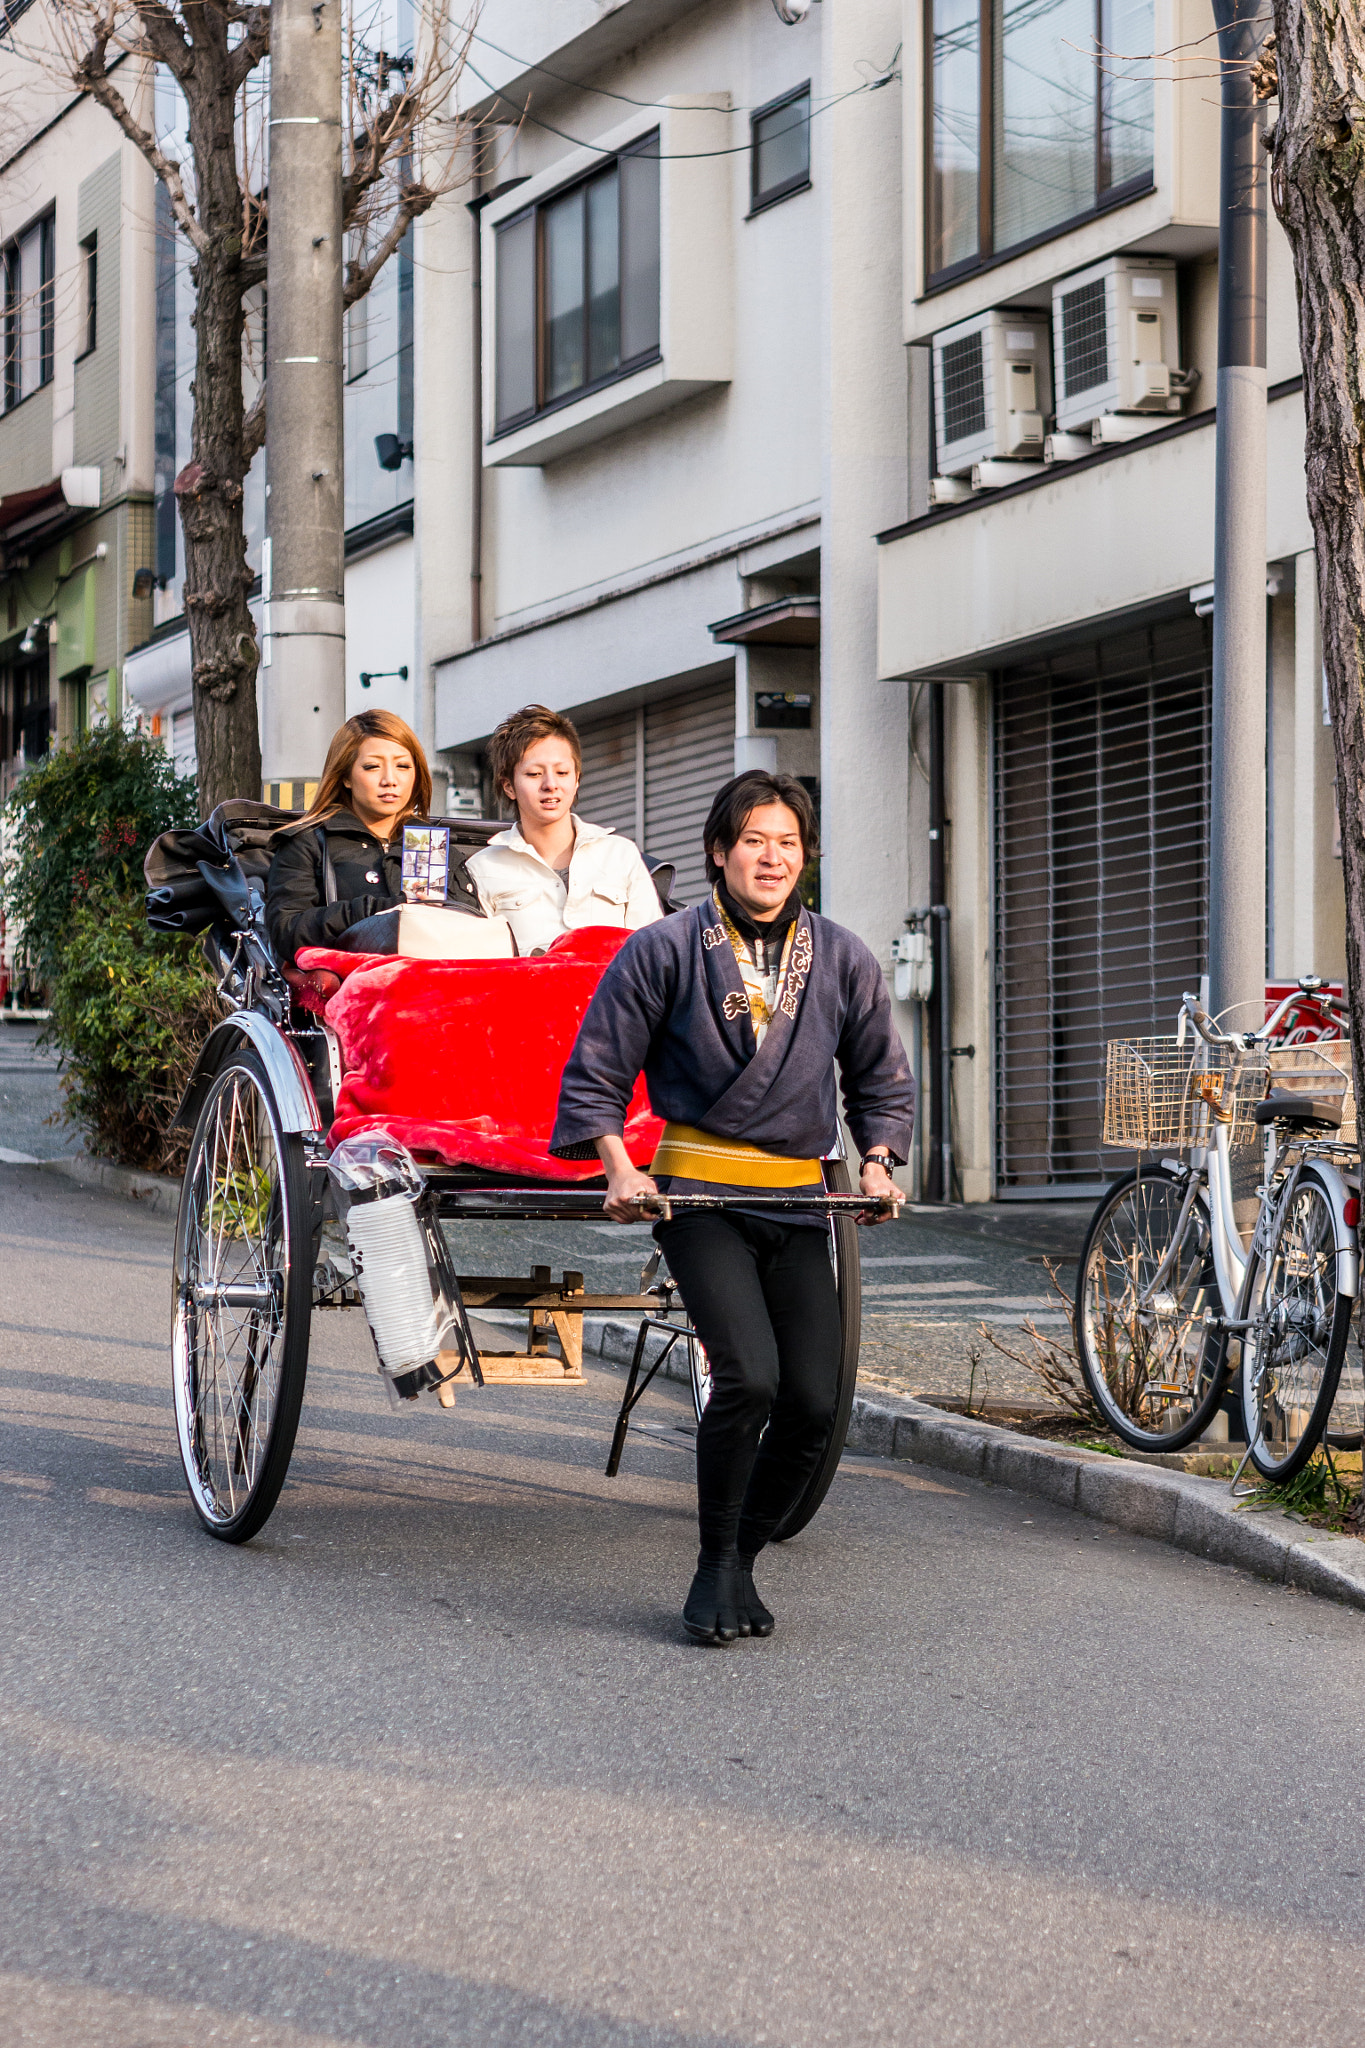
[266,710,482,963]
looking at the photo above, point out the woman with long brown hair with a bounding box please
[266,710,485,963]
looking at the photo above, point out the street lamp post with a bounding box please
[1208,0,1270,1023]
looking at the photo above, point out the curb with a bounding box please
[582,1318,1365,1611]
[843,1385,1365,1610]
[35,1154,181,1214]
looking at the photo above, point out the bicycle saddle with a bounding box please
[1254,1091,1343,1129]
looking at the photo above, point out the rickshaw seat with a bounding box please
[292,928,662,1178]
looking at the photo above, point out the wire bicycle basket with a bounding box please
[1264,1040,1357,1146]
[1103,1037,1269,1153]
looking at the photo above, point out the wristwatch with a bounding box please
[861,1150,894,1173]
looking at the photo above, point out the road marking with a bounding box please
[0,1147,39,1164]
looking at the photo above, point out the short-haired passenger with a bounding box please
[266,711,483,963]
[552,772,915,1646]
[468,704,662,955]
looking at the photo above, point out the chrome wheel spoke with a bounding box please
[173,1065,292,1527]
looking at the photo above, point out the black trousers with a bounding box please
[655,1210,842,1556]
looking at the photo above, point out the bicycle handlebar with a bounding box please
[1180,981,1350,1051]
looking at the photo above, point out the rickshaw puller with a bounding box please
[551,772,915,1645]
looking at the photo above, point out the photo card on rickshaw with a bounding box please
[401,824,451,904]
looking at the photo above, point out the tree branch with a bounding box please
[74,30,209,253]
[131,0,195,78]
[227,5,270,91]
[343,181,433,306]
[241,387,266,465]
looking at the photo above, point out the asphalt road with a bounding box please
[4,1163,1365,2047]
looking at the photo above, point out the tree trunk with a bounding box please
[1269,3,1365,1066]
[176,34,262,815]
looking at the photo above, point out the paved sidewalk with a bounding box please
[0,1023,77,1163]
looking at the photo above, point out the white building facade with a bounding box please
[420,0,908,916]
[875,0,1342,1199]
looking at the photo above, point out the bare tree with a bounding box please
[39,0,475,809]
[1261,11,1365,1069]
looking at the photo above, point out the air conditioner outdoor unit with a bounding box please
[931,308,1052,479]
[1051,256,1185,434]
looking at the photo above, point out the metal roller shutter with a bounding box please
[644,680,734,903]
[574,679,735,905]
[576,709,639,843]
[993,615,1212,1191]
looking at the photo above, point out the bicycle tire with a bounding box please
[1075,1163,1229,1452]
[1241,1165,1354,1482]
[171,1048,313,1542]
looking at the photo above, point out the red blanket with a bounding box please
[294,928,661,1178]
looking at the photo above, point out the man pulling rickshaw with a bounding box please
[552,770,915,1645]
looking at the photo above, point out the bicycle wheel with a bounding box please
[770,1158,862,1541]
[1242,1166,1354,1481]
[1076,1163,1228,1451]
[172,1048,313,1541]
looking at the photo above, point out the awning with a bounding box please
[708,596,820,647]
[0,480,64,534]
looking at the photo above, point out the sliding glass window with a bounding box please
[494,133,661,434]
[3,212,54,411]
[926,0,1154,285]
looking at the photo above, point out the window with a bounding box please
[493,133,661,434]
[926,0,1154,285]
[750,84,811,212]
[79,232,97,356]
[3,212,54,409]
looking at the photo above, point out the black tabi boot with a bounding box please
[736,1554,775,1638]
[683,1550,746,1645]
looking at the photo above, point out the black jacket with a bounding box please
[265,810,484,963]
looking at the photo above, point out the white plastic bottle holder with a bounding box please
[346,1192,451,1391]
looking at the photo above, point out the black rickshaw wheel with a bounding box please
[171,1048,313,1542]
[770,1157,863,1542]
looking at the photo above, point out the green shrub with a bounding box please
[47,883,221,1173]
[0,722,198,983]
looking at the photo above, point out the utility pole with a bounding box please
[262,0,346,793]
[1208,0,1270,1021]
[926,682,951,1203]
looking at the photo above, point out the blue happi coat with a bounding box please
[550,897,915,1164]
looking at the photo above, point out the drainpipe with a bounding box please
[927,682,952,1202]
[466,155,484,646]
[1207,0,1269,1022]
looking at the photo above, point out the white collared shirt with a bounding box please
[467,813,664,954]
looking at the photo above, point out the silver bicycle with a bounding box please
[1076,981,1363,1478]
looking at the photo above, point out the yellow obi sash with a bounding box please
[651,1123,822,1188]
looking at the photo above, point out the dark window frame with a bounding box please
[492,130,662,439]
[76,230,97,360]
[749,82,812,216]
[922,0,1154,295]
[3,208,55,410]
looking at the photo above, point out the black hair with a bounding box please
[703,772,820,884]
